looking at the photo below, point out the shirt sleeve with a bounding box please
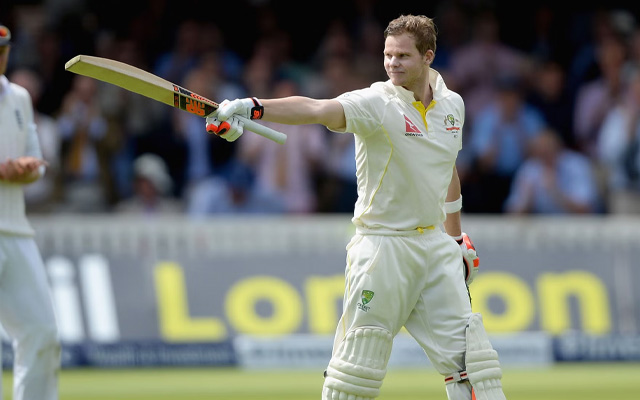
[22,91,46,176]
[333,87,384,138]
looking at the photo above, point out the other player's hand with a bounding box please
[455,232,479,285]
[0,157,47,181]
[215,98,264,122]
[206,115,244,142]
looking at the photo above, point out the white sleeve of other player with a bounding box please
[24,114,46,176]
[20,83,45,176]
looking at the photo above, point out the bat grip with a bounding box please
[238,116,287,144]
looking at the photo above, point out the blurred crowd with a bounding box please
[3,0,640,215]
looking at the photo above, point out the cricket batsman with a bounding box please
[207,14,506,400]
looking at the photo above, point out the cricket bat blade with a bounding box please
[64,55,287,144]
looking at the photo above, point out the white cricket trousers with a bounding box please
[0,235,60,400]
[333,228,473,391]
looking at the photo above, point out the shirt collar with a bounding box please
[429,68,449,100]
[384,68,450,103]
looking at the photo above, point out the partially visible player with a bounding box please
[0,24,60,400]
[206,14,505,400]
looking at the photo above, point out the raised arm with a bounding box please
[206,96,346,141]
[261,97,346,131]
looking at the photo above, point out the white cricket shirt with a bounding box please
[335,69,464,231]
[0,75,43,236]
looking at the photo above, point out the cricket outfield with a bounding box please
[3,363,638,399]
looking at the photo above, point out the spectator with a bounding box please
[505,128,601,214]
[186,161,284,215]
[460,73,547,213]
[572,30,628,157]
[352,17,388,83]
[624,26,640,77]
[429,1,469,73]
[447,8,533,124]
[96,37,166,200]
[566,9,635,99]
[114,153,183,214]
[527,59,576,149]
[526,4,572,66]
[153,19,201,85]
[320,128,358,213]
[237,79,328,214]
[33,24,75,116]
[309,19,353,71]
[317,53,370,98]
[198,21,244,84]
[597,67,640,213]
[303,54,365,212]
[57,75,117,212]
[241,49,275,99]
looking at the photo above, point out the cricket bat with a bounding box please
[64,55,287,144]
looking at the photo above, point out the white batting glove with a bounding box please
[453,233,480,285]
[216,98,264,122]
[205,115,244,142]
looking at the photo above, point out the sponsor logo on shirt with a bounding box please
[404,115,423,137]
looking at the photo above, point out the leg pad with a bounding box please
[323,326,392,400]
[464,313,506,400]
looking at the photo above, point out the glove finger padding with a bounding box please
[220,116,244,142]
[206,116,230,135]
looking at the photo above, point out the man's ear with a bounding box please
[425,50,435,65]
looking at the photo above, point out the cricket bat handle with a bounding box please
[239,117,287,144]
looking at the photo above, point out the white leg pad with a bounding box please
[465,313,507,400]
[323,326,393,400]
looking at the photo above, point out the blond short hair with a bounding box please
[384,14,437,56]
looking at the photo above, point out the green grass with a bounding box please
[3,363,639,399]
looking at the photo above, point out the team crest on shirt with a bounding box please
[357,290,375,312]
[443,114,461,137]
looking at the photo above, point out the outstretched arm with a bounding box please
[207,96,347,141]
[260,97,346,132]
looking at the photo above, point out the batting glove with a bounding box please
[206,115,244,142]
[216,98,264,122]
[454,233,480,285]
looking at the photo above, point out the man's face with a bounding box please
[383,33,429,89]
[0,45,10,76]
